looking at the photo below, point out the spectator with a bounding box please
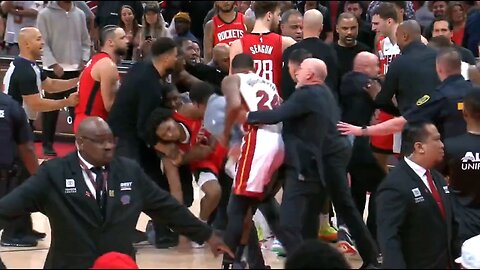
[137,3,170,60]
[118,5,141,61]
[37,0,90,157]
[280,9,303,42]
[94,1,143,30]
[172,12,199,44]
[423,0,450,40]
[447,1,467,46]
[1,1,39,55]
[284,239,351,269]
[462,1,480,57]
[74,1,95,44]
[178,1,214,44]
[430,17,476,64]
[343,1,375,50]
[191,40,202,63]
[415,1,435,30]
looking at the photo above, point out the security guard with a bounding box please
[338,48,474,142]
[0,91,39,246]
[444,89,480,244]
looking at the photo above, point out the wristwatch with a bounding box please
[361,126,368,136]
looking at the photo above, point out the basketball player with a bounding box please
[370,2,402,171]
[220,53,284,268]
[229,1,296,94]
[146,83,227,227]
[74,25,128,133]
[204,1,248,63]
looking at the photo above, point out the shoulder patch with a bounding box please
[416,95,430,106]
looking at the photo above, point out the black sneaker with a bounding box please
[154,236,178,249]
[1,236,38,247]
[30,230,46,240]
[43,145,57,157]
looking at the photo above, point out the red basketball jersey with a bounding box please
[241,32,283,95]
[212,12,246,46]
[172,112,203,153]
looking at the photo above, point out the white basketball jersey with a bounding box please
[237,72,280,112]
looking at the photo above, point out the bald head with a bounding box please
[212,43,230,58]
[398,20,422,40]
[302,58,327,81]
[212,43,230,73]
[354,52,379,75]
[76,117,111,138]
[303,9,323,37]
[18,27,40,47]
[76,117,115,166]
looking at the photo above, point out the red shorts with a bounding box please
[190,144,228,176]
[370,110,394,154]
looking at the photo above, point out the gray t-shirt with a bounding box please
[203,94,243,147]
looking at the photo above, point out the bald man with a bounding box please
[5,27,79,123]
[281,9,339,100]
[338,51,386,242]
[374,19,441,119]
[210,43,230,74]
[0,116,232,268]
[339,48,474,144]
[247,58,380,266]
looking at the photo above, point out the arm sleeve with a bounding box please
[403,95,446,123]
[185,63,225,87]
[74,1,94,21]
[11,101,33,145]
[247,89,312,125]
[139,166,213,243]
[376,180,408,269]
[16,69,41,96]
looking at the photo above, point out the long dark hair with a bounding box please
[118,5,140,37]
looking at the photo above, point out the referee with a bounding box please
[2,27,78,247]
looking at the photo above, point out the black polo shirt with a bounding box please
[375,41,441,115]
[3,56,47,120]
[0,92,33,168]
[403,75,473,140]
[281,37,339,100]
[108,60,169,142]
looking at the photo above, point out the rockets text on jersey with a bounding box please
[212,12,246,46]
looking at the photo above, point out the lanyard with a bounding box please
[79,160,108,194]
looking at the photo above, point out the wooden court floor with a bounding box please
[0,184,362,269]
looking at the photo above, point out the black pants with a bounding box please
[0,161,33,240]
[222,194,269,268]
[42,70,79,148]
[349,164,385,242]
[274,167,323,254]
[210,168,233,231]
[321,147,379,264]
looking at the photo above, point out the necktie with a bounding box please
[90,167,106,212]
[425,170,446,219]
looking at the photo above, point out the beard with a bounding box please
[219,5,235,13]
[114,47,127,56]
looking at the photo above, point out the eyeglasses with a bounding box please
[81,136,118,146]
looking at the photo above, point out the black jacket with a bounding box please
[0,153,212,269]
[376,160,460,269]
[375,41,441,115]
[247,84,349,185]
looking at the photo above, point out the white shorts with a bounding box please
[233,126,284,198]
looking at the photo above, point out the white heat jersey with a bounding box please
[377,36,401,75]
[237,72,280,112]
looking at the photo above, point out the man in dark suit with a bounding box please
[246,58,380,268]
[0,117,232,269]
[376,122,460,268]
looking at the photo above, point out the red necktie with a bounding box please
[425,170,446,219]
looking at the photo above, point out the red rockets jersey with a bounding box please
[212,12,246,46]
